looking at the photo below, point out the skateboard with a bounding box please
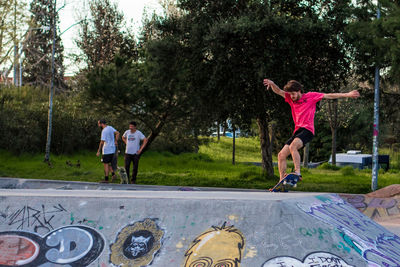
[269,173,301,192]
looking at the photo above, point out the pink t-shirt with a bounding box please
[285,92,324,135]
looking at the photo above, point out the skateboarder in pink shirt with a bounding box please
[263,79,360,183]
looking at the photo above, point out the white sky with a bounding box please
[58,0,162,75]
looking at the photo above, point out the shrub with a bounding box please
[318,163,340,171]
[340,165,355,176]
[0,86,100,154]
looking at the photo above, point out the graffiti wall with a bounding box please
[0,226,104,266]
[110,218,164,267]
[0,193,396,266]
[262,252,354,267]
[296,194,400,267]
[183,222,245,267]
[340,193,400,222]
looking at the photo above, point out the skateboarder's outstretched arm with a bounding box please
[323,90,360,99]
[263,79,285,98]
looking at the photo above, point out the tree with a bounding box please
[318,76,361,165]
[75,0,136,71]
[347,0,400,160]
[0,0,29,81]
[348,0,400,83]
[22,0,65,89]
[177,0,355,176]
[85,33,202,151]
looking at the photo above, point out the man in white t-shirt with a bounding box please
[96,119,120,183]
[122,121,148,184]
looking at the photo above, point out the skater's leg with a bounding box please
[289,137,303,176]
[278,145,291,181]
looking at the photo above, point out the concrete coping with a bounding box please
[0,189,326,201]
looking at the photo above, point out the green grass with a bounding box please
[1,137,399,194]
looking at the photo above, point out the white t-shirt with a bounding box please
[123,130,145,155]
[101,126,117,155]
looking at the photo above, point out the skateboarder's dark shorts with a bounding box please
[102,153,114,164]
[285,127,314,148]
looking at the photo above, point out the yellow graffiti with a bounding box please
[244,246,257,258]
[183,222,245,267]
[228,215,239,222]
[176,241,184,249]
[110,219,164,267]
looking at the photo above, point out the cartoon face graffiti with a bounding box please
[183,222,245,267]
[110,219,164,267]
[123,231,154,258]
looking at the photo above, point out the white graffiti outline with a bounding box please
[262,251,355,267]
[297,194,400,267]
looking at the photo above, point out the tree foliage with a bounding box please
[22,0,65,89]
[0,85,100,154]
[348,0,400,84]
[348,0,400,152]
[75,0,136,71]
[83,0,358,173]
[173,0,355,176]
[0,0,29,79]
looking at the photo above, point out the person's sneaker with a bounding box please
[111,174,117,182]
[99,180,109,183]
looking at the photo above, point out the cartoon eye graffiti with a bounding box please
[214,259,236,267]
[188,257,213,267]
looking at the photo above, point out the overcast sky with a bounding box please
[58,0,162,75]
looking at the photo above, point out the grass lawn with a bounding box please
[0,137,399,194]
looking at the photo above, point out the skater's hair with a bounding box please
[129,121,137,126]
[284,80,303,93]
[99,119,107,124]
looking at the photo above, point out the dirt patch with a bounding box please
[366,184,400,198]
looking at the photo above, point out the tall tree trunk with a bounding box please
[217,121,220,141]
[142,117,166,153]
[232,126,236,165]
[331,127,337,165]
[303,143,309,168]
[256,116,274,177]
[269,121,276,153]
[329,100,338,165]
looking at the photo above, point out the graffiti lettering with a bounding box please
[0,226,104,266]
[45,227,93,264]
[299,227,334,241]
[0,204,67,234]
[297,194,400,267]
[340,194,399,220]
[0,235,39,265]
[262,252,354,267]
[298,227,352,254]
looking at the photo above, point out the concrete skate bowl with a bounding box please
[0,188,400,267]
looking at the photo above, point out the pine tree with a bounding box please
[23,0,65,89]
[75,0,136,71]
